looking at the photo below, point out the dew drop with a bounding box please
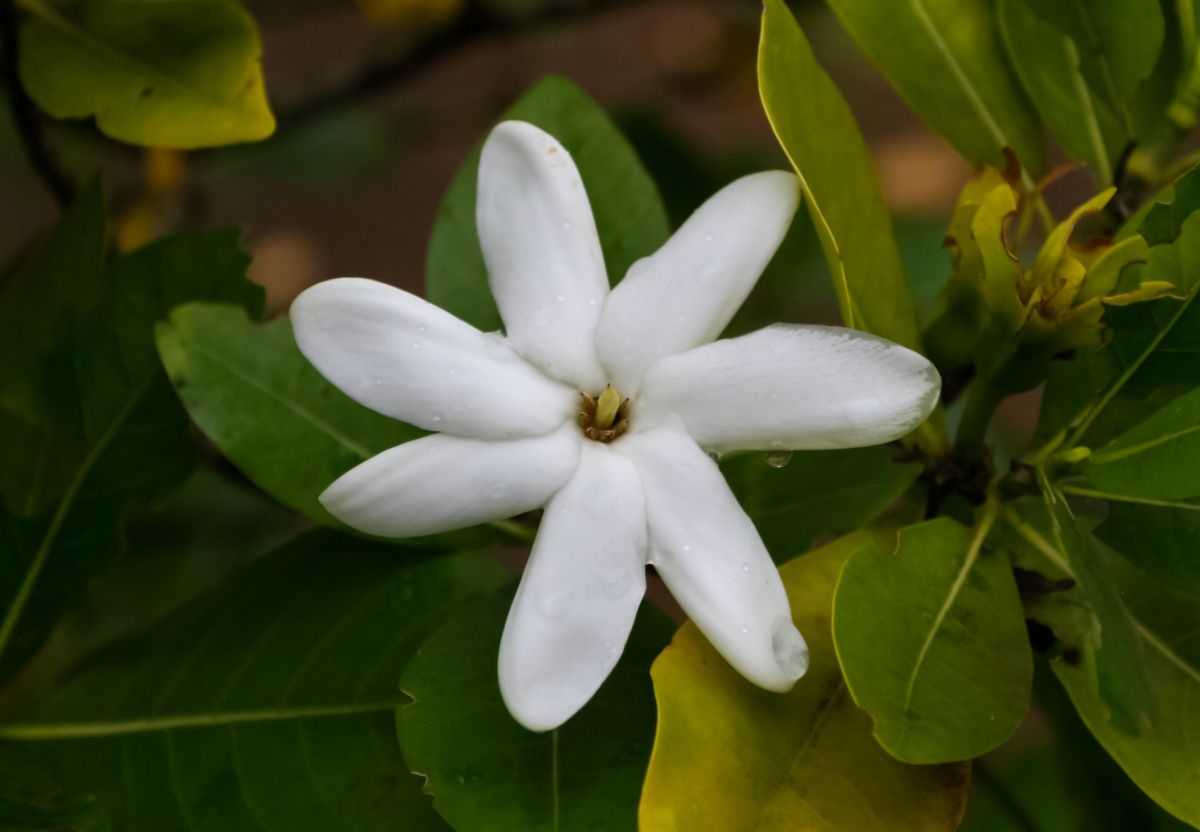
[411,342,421,350]
[741,562,751,573]
[536,582,574,619]
[681,543,692,553]
[555,292,566,303]
[740,626,750,635]
[372,377,383,386]
[587,296,598,307]
[485,481,509,500]
[448,368,458,376]
[562,220,573,230]
[765,450,793,469]
[772,619,810,678]
[417,325,428,333]
[706,450,722,462]
[703,232,714,243]
[432,413,443,423]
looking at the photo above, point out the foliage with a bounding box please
[4,0,1200,828]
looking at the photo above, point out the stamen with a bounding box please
[594,385,620,430]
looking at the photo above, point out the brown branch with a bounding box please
[1,0,73,207]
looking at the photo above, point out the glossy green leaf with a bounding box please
[156,303,419,525]
[0,201,263,680]
[823,0,1043,174]
[833,517,1031,764]
[1038,479,1151,734]
[997,0,1125,182]
[640,534,970,831]
[426,75,669,331]
[720,446,921,560]
[758,0,922,352]
[1084,385,1200,499]
[0,531,507,831]
[1003,505,1200,828]
[18,0,274,148]
[396,586,672,832]
[1026,0,1164,106]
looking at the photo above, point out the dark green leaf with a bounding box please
[758,0,924,354]
[1003,504,1200,827]
[0,747,110,832]
[155,303,419,525]
[997,0,1126,182]
[721,446,920,560]
[396,585,672,832]
[833,517,1032,763]
[426,75,669,331]
[1037,480,1151,734]
[18,0,274,148]
[1092,497,1200,594]
[1084,385,1200,499]
[822,0,1043,174]
[0,531,508,831]
[0,204,263,680]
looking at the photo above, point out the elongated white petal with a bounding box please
[292,277,576,439]
[499,443,648,731]
[619,429,806,691]
[636,324,940,453]
[321,426,581,538]
[596,171,799,393]
[477,120,609,390]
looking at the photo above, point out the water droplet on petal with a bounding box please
[411,342,421,350]
[587,296,598,307]
[681,543,692,553]
[555,292,566,303]
[741,562,751,573]
[703,232,714,243]
[448,368,458,376]
[485,481,509,500]
[765,450,793,469]
[740,626,750,635]
[706,450,722,462]
[772,619,810,679]
[417,325,428,333]
[432,413,443,423]
[562,220,573,230]
[536,581,574,619]
[372,377,383,386]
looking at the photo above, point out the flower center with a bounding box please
[578,384,630,443]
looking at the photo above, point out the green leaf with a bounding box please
[1091,497,1200,594]
[17,0,274,148]
[0,531,507,831]
[395,586,672,832]
[0,208,264,680]
[997,0,1125,183]
[1036,479,1151,734]
[1026,0,1164,109]
[0,746,110,831]
[1084,385,1200,499]
[639,534,970,831]
[721,446,920,561]
[1003,506,1200,828]
[155,303,419,525]
[822,0,1043,174]
[426,75,669,331]
[758,0,922,352]
[833,517,1032,764]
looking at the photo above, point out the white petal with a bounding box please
[477,121,609,390]
[596,171,799,393]
[619,429,806,692]
[321,426,581,538]
[292,277,576,439]
[499,443,648,731]
[636,324,940,453]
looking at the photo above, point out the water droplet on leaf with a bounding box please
[765,450,793,468]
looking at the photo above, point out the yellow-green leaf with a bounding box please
[18,0,274,148]
[639,533,970,831]
[757,0,921,352]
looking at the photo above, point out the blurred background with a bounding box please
[3,1,1180,829]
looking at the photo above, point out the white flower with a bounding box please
[291,120,940,731]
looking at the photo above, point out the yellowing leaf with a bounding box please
[18,0,274,148]
[639,534,970,832]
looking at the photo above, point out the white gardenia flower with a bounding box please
[291,120,940,732]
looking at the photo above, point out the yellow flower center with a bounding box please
[578,385,630,443]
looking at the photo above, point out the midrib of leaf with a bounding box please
[1069,287,1200,446]
[751,680,848,831]
[906,0,1025,181]
[1002,507,1200,685]
[0,373,154,667]
[0,701,407,740]
[1062,35,1114,183]
[1059,484,1200,511]
[185,338,374,460]
[1090,422,1200,464]
[15,0,249,112]
[898,504,999,742]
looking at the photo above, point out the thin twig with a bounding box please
[275,0,643,128]
[0,0,73,207]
